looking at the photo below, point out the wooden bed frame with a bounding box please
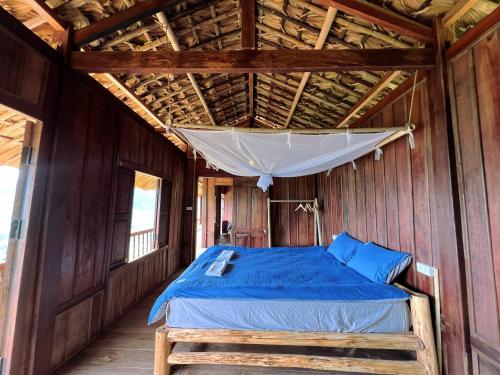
[154,284,439,375]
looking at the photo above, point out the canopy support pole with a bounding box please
[174,124,414,135]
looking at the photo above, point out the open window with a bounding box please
[128,172,161,262]
[110,168,172,268]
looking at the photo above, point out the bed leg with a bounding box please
[155,326,172,375]
[411,294,439,375]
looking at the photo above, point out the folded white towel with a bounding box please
[205,260,228,277]
[217,249,235,261]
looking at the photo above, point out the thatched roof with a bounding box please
[1,0,498,151]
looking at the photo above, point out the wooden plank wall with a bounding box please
[270,176,317,247]
[0,10,187,372]
[317,77,469,374]
[448,23,500,374]
[46,74,186,372]
[0,9,61,375]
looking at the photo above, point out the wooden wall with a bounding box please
[270,176,317,247]
[0,10,187,374]
[0,9,62,375]
[448,23,500,374]
[45,74,186,372]
[317,76,469,374]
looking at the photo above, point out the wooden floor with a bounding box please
[56,274,414,375]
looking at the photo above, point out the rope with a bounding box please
[407,71,418,125]
[406,72,418,150]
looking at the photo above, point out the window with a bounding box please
[128,171,160,261]
[110,168,171,268]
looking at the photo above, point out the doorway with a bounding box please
[195,177,234,257]
[0,104,42,363]
[195,177,269,256]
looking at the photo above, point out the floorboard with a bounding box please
[55,269,414,375]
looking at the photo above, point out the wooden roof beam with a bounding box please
[335,71,401,128]
[156,12,217,126]
[284,7,337,127]
[73,0,184,46]
[99,73,187,147]
[24,0,68,31]
[71,48,435,74]
[442,0,480,28]
[315,0,433,43]
[241,0,256,124]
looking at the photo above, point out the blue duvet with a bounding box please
[148,245,409,324]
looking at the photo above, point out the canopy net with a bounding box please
[180,128,401,191]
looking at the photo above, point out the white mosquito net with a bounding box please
[179,128,397,191]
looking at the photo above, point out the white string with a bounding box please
[327,168,332,177]
[346,129,352,150]
[193,149,197,162]
[374,147,383,161]
[351,160,357,170]
[287,130,292,149]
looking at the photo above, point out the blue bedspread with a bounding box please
[148,245,409,324]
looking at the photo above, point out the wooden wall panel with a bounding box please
[318,76,468,374]
[270,176,316,247]
[449,23,500,373]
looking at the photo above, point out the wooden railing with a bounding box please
[129,228,155,261]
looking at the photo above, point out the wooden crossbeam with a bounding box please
[241,0,256,124]
[24,0,67,31]
[336,71,401,128]
[442,0,480,28]
[316,0,433,43]
[167,352,425,374]
[73,0,183,46]
[71,48,435,74]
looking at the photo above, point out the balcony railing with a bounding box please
[129,228,155,261]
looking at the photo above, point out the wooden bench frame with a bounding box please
[154,285,439,374]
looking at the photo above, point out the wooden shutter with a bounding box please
[157,179,172,249]
[110,168,134,268]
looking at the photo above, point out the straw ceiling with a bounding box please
[1,0,498,150]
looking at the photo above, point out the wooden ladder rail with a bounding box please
[154,288,439,375]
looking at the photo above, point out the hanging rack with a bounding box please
[267,198,322,247]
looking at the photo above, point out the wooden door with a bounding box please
[232,179,268,248]
[110,168,134,268]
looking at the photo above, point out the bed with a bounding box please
[151,245,438,375]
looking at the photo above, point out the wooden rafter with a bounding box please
[315,0,433,43]
[284,7,337,127]
[98,73,186,148]
[73,0,183,46]
[71,49,435,74]
[241,0,256,124]
[156,12,217,126]
[24,0,67,31]
[442,0,481,28]
[335,71,401,128]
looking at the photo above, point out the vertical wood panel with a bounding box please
[449,24,500,372]
[270,176,316,247]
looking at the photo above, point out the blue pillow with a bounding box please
[326,232,363,264]
[347,242,412,284]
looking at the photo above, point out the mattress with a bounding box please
[149,245,411,332]
[166,297,411,333]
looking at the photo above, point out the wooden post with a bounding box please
[155,326,171,375]
[410,294,439,375]
[267,198,271,248]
